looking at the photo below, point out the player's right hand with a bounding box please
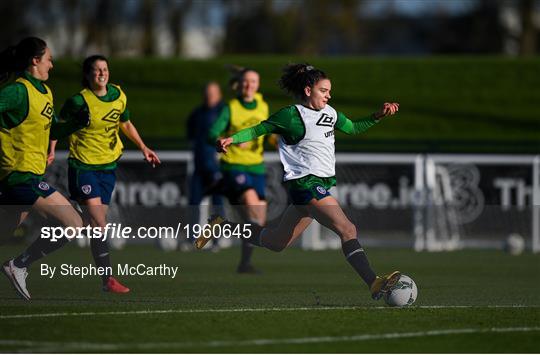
[216,137,233,153]
[142,146,161,168]
[46,151,55,166]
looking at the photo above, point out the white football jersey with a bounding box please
[279,104,337,181]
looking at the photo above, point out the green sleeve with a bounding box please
[231,122,276,143]
[231,105,308,145]
[335,111,379,134]
[208,105,231,143]
[50,94,88,140]
[264,106,295,134]
[59,94,86,121]
[230,106,295,144]
[265,105,305,145]
[120,108,130,122]
[0,83,27,128]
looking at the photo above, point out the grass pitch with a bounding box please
[0,245,539,353]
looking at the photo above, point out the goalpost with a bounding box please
[422,154,539,254]
[415,157,461,252]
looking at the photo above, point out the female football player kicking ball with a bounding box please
[198,63,400,300]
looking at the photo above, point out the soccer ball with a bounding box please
[384,274,418,307]
[504,233,525,255]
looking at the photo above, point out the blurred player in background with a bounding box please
[185,81,225,251]
[204,67,269,274]
[50,54,161,293]
[0,37,86,300]
[208,63,401,300]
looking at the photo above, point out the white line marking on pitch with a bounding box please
[0,305,538,320]
[0,327,539,351]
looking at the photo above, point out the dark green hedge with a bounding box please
[48,56,540,152]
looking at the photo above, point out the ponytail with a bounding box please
[279,63,328,101]
[0,46,17,86]
[226,64,245,91]
[0,37,47,85]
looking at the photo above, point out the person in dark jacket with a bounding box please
[186,81,225,250]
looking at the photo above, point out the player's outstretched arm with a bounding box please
[336,102,400,135]
[216,121,274,153]
[120,121,161,167]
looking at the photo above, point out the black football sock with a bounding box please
[341,239,377,287]
[239,239,254,267]
[244,218,264,247]
[90,238,112,284]
[13,236,70,268]
[221,220,264,247]
[250,229,265,247]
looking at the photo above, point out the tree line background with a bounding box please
[1,0,538,58]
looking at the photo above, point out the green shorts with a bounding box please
[286,175,336,205]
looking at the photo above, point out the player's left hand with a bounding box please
[142,147,161,168]
[374,102,399,119]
